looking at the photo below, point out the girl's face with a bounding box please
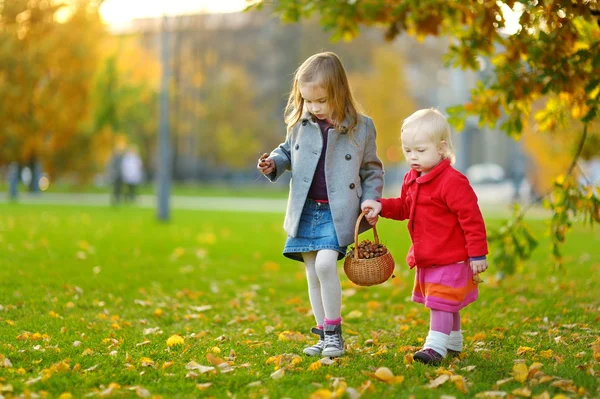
[299,83,331,121]
[401,131,446,175]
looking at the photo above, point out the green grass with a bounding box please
[0,204,598,398]
[0,181,290,198]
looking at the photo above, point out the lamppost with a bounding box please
[157,13,171,222]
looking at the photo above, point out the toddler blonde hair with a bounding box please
[401,108,456,164]
[284,52,360,134]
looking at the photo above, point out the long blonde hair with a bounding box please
[401,108,456,164]
[284,52,360,134]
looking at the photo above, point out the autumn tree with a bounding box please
[250,0,600,273]
[89,35,160,179]
[351,46,415,164]
[0,0,106,183]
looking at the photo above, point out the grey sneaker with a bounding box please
[321,324,345,357]
[303,328,325,356]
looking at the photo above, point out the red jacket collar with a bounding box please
[405,159,452,185]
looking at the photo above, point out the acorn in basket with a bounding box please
[344,213,395,286]
[348,240,389,259]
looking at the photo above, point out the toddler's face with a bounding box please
[299,83,331,122]
[401,132,444,175]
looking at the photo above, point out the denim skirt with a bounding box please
[283,199,347,262]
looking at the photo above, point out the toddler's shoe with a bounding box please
[413,348,444,365]
[303,328,325,356]
[322,324,345,357]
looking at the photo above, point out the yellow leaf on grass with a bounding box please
[475,392,508,398]
[270,368,285,379]
[517,346,535,356]
[539,350,553,358]
[162,361,175,369]
[206,352,226,366]
[512,387,531,397]
[58,394,73,399]
[310,389,332,399]
[278,331,306,341]
[469,332,487,342]
[374,367,394,382]
[451,375,469,393]
[592,337,600,361]
[345,310,363,319]
[426,374,450,388]
[307,359,322,371]
[263,261,280,272]
[166,335,184,347]
[512,363,529,383]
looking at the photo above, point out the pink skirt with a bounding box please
[412,261,478,312]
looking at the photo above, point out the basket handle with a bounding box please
[352,210,380,260]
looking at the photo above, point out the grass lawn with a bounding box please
[0,204,598,398]
[0,181,290,199]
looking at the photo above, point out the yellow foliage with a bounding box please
[512,363,529,383]
[166,334,185,347]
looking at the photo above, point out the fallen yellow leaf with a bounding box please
[310,389,332,399]
[166,334,184,347]
[517,346,535,356]
[426,374,450,388]
[512,387,531,397]
[512,363,529,383]
[374,367,394,382]
[278,330,306,341]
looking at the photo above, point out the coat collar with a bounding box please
[301,110,350,134]
[405,158,452,185]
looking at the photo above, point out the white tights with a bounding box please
[302,250,341,326]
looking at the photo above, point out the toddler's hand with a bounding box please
[470,259,488,275]
[361,200,381,226]
[257,153,275,175]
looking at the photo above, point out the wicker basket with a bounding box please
[343,210,395,286]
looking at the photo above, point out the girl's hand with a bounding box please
[470,259,488,274]
[361,200,381,226]
[257,153,275,175]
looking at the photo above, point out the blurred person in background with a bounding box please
[258,52,384,358]
[108,142,125,205]
[121,145,143,203]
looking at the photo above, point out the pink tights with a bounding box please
[430,309,461,334]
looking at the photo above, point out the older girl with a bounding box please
[258,52,384,357]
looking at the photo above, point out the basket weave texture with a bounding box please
[343,211,395,286]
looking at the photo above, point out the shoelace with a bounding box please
[325,333,340,348]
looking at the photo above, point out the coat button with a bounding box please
[295,144,299,150]
[349,183,355,189]
[345,154,351,160]
[302,120,308,126]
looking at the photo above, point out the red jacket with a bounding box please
[379,159,488,268]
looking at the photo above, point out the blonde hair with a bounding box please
[284,52,360,134]
[401,108,456,164]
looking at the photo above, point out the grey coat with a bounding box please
[267,112,384,247]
